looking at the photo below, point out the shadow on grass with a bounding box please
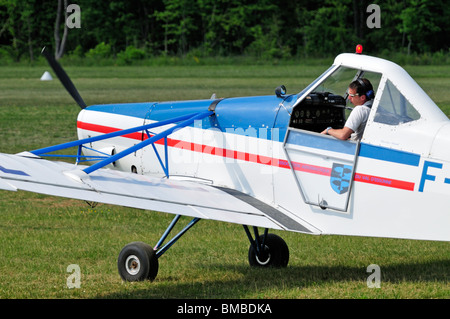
[97,259,449,299]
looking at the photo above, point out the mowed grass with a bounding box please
[0,63,449,299]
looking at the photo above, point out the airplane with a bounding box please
[0,45,449,282]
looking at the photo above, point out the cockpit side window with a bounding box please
[374,79,421,125]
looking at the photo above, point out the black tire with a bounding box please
[248,233,289,268]
[117,241,159,282]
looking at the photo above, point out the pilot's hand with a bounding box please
[321,127,332,135]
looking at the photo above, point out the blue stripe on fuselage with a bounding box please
[359,143,420,166]
[86,102,153,119]
[84,95,295,142]
[284,130,420,166]
[286,131,357,155]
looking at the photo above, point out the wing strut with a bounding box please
[153,214,201,258]
[30,110,214,176]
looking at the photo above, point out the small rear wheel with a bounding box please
[248,233,289,268]
[118,241,159,281]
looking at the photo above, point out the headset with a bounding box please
[357,78,375,100]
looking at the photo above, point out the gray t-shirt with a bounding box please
[345,100,373,141]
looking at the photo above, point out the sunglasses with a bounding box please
[348,93,360,97]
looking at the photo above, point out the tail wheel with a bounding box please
[118,241,159,282]
[248,233,289,268]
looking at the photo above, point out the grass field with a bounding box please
[0,63,449,299]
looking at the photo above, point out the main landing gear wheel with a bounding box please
[117,215,200,282]
[248,233,289,268]
[118,241,159,282]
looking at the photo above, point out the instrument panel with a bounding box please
[289,92,346,132]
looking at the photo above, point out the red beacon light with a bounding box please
[355,44,363,54]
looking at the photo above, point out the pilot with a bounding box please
[321,78,374,141]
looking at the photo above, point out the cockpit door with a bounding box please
[283,129,359,212]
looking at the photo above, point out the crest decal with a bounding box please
[330,163,352,194]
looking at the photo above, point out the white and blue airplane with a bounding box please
[0,46,448,281]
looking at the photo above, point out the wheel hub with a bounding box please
[125,255,140,275]
[255,246,271,266]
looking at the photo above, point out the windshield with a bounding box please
[297,65,337,98]
[315,66,381,104]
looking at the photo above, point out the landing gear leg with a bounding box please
[244,226,289,268]
[117,215,200,282]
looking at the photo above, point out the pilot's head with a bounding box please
[348,78,374,106]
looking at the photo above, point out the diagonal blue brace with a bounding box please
[83,110,213,175]
[30,110,214,175]
[31,112,209,157]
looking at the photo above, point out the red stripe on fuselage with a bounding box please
[77,121,143,141]
[77,121,415,191]
[77,121,277,166]
[354,173,415,191]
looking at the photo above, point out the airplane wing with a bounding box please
[0,152,318,234]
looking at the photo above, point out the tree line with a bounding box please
[1,0,449,63]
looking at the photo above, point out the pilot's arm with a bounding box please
[321,126,353,140]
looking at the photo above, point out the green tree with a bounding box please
[363,0,404,55]
[300,0,353,57]
[397,0,441,54]
[0,0,35,61]
[0,0,449,63]
[196,0,277,55]
[154,0,199,55]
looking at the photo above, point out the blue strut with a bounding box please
[31,110,214,176]
[83,110,212,175]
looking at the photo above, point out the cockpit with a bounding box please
[288,66,382,135]
[281,52,445,212]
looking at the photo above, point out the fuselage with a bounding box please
[77,53,450,242]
